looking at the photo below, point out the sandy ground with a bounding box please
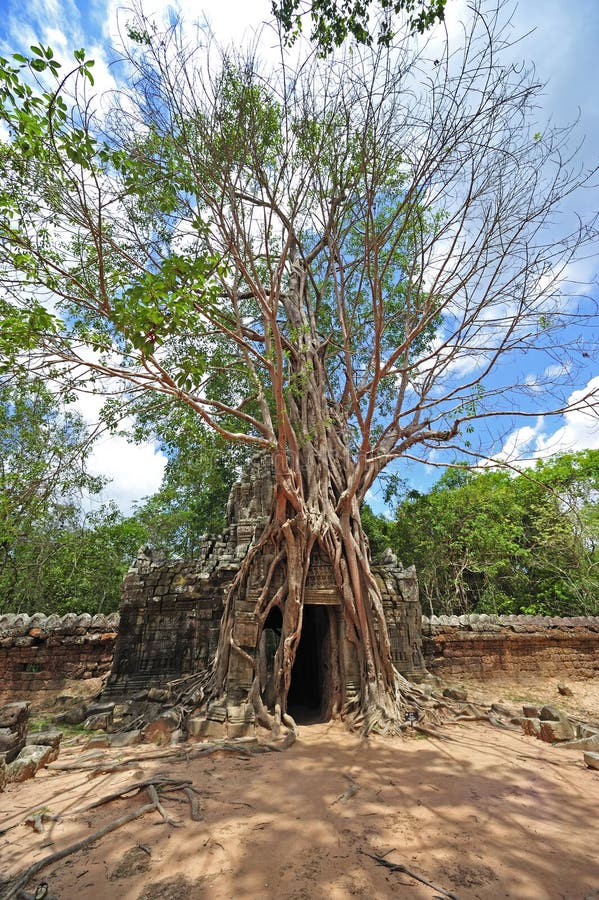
[1,677,598,900]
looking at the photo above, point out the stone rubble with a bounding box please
[518,700,599,771]
[0,699,63,789]
[583,751,599,770]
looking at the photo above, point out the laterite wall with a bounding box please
[1,611,599,700]
[0,612,119,701]
[422,613,599,680]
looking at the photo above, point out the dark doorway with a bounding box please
[287,604,330,723]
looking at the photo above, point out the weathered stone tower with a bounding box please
[106,455,426,732]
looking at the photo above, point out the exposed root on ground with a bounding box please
[361,850,460,900]
[341,670,531,741]
[0,777,199,900]
[107,664,531,747]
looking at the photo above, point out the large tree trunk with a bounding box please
[209,261,411,735]
[209,451,409,735]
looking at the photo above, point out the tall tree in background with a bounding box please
[391,452,599,617]
[0,2,597,731]
[0,375,100,587]
[132,397,252,556]
[0,375,143,613]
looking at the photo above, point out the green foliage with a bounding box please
[1,507,146,615]
[0,375,144,614]
[383,452,599,616]
[273,0,447,53]
[0,375,102,546]
[0,17,595,587]
[360,503,394,558]
[132,397,251,557]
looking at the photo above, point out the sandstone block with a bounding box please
[26,728,63,750]
[141,709,180,744]
[557,683,573,697]
[83,712,112,731]
[85,701,115,717]
[539,718,576,743]
[539,705,562,722]
[7,744,56,782]
[521,718,541,738]
[522,705,540,718]
[226,704,254,724]
[85,735,111,749]
[583,752,599,770]
[0,728,21,754]
[54,704,87,726]
[227,721,255,739]
[0,755,6,792]
[187,716,225,740]
[109,730,144,749]
[443,687,468,702]
[0,701,29,729]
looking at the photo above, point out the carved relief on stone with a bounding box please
[304,546,341,606]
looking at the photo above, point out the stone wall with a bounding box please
[105,546,426,697]
[0,612,119,701]
[1,611,599,698]
[423,613,599,680]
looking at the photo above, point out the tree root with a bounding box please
[0,777,202,900]
[183,786,203,821]
[147,784,182,827]
[331,773,361,804]
[412,724,453,740]
[67,777,193,816]
[361,851,460,900]
[47,735,297,778]
[1,802,156,900]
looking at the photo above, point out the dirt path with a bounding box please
[1,701,599,900]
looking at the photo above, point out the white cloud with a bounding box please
[87,433,167,514]
[532,376,599,458]
[494,375,599,467]
[495,419,546,464]
[524,373,543,393]
[544,361,572,380]
[72,383,167,515]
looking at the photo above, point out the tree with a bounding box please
[272,0,447,53]
[132,397,252,556]
[0,374,139,612]
[0,3,597,733]
[390,452,599,616]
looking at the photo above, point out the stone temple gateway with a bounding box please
[106,455,426,735]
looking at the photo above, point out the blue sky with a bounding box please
[0,0,598,514]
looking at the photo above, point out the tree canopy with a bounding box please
[0,374,144,614]
[389,451,599,617]
[0,8,595,484]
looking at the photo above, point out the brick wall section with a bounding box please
[0,612,119,701]
[422,613,599,679]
